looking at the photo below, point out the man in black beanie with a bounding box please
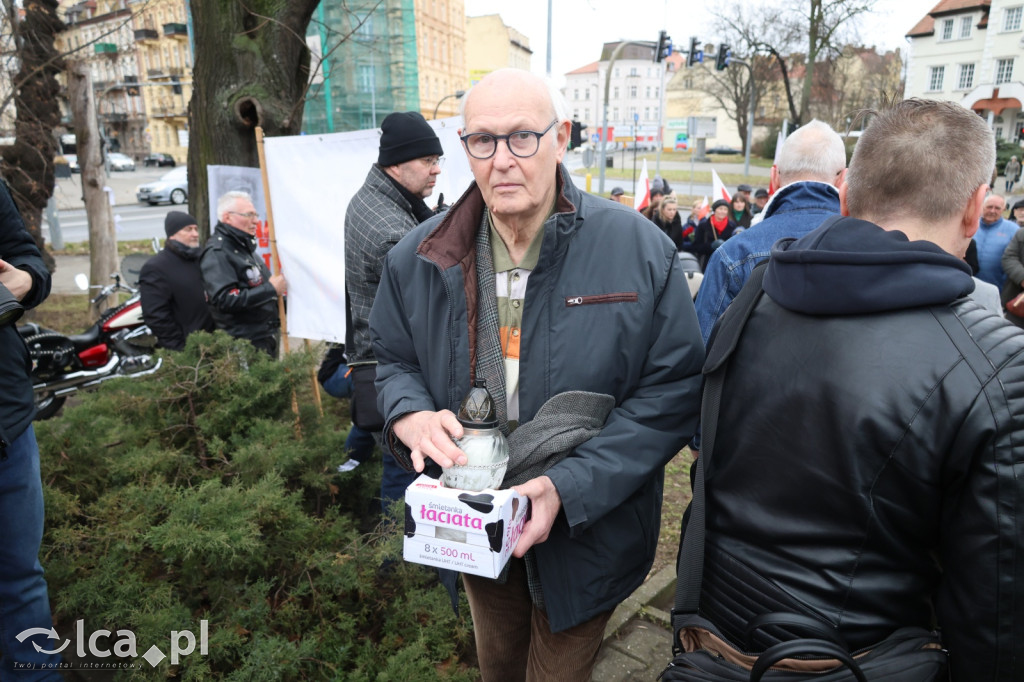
[344,110,443,514]
[138,210,215,351]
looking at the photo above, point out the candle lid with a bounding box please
[457,379,498,428]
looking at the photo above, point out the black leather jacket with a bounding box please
[199,222,278,341]
[701,217,1024,681]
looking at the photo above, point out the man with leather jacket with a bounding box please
[0,178,62,678]
[200,192,286,357]
[696,99,1024,680]
[139,211,215,350]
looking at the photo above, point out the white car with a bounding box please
[107,152,136,171]
[136,166,188,205]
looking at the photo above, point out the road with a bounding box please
[47,202,171,244]
[46,166,180,245]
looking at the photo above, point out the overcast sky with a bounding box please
[464,0,934,84]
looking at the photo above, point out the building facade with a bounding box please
[466,14,532,86]
[58,0,149,160]
[563,42,681,149]
[906,0,1024,142]
[304,0,421,134]
[415,0,467,120]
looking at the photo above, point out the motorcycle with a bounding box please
[18,268,161,420]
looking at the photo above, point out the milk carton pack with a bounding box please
[403,474,530,578]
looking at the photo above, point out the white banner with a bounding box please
[262,117,473,343]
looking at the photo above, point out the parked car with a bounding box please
[144,153,176,167]
[107,152,136,171]
[136,166,187,205]
[706,145,742,155]
[64,154,80,173]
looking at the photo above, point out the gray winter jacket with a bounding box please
[369,164,704,632]
[345,164,420,363]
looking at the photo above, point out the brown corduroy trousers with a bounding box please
[463,557,613,682]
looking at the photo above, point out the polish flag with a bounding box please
[635,158,651,212]
[711,168,731,204]
[693,196,710,221]
[768,130,785,195]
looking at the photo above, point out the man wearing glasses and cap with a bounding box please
[370,69,703,680]
[346,110,445,512]
[200,191,287,357]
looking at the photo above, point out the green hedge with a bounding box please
[36,332,477,681]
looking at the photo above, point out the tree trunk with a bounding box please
[800,0,823,125]
[188,0,320,239]
[0,0,64,273]
[69,62,118,319]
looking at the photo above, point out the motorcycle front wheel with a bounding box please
[35,392,66,420]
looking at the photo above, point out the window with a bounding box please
[1003,6,1022,31]
[585,89,591,100]
[996,58,1015,84]
[644,107,650,120]
[613,86,619,98]
[646,86,651,98]
[941,18,954,40]
[358,65,373,93]
[574,89,579,100]
[960,16,972,38]
[928,65,944,91]
[629,67,638,76]
[958,63,975,89]
[629,85,637,97]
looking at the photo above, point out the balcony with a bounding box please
[133,28,158,42]
[147,68,167,79]
[163,23,188,38]
[100,112,128,122]
[94,43,117,55]
[151,106,187,120]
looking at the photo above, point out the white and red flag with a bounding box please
[711,168,731,204]
[635,158,651,212]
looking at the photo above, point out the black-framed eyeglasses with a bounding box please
[460,119,559,160]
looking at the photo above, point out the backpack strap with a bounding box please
[671,261,768,652]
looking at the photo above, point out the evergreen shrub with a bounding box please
[35,332,477,681]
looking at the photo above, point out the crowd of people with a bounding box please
[5,65,1024,680]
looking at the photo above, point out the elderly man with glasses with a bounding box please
[370,69,704,680]
[345,110,445,514]
[199,190,287,357]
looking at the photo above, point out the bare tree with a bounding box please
[709,0,877,127]
[0,0,64,271]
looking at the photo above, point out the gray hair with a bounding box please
[216,191,253,219]
[846,99,994,223]
[776,120,846,184]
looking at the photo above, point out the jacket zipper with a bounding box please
[565,292,639,306]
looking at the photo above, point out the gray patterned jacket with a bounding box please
[345,164,418,363]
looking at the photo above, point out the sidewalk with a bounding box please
[592,565,677,681]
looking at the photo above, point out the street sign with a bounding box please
[591,133,599,144]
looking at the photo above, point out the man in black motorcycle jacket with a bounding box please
[0,177,63,677]
[696,99,1024,680]
[200,191,286,357]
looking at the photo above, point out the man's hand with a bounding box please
[393,410,466,472]
[270,273,287,295]
[512,475,562,558]
[0,258,32,301]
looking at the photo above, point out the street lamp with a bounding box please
[433,90,466,119]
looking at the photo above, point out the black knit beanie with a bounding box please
[165,211,197,238]
[378,111,443,166]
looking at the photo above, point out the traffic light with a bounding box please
[655,30,672,63]
[715,44,731,71]
[686,37,703,68]
[570,120,586,149]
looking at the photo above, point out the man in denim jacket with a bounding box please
[694,121,847,344]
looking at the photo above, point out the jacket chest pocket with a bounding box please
[564,292,639,307]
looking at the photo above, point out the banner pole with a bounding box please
[255,126,323,421]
